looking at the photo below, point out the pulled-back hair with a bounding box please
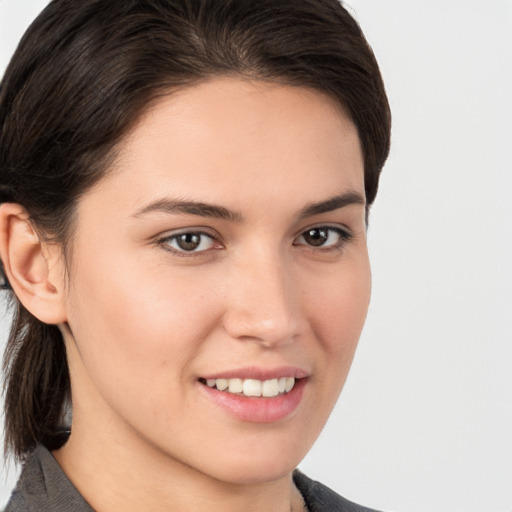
[0,0,390,460]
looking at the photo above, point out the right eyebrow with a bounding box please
[132,198,243,222]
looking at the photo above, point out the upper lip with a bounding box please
[200,366,309,381]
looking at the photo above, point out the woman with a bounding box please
[0,0,390,510]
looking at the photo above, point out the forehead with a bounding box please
[81,78,364,218]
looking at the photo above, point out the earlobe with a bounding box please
[0,203,67,324]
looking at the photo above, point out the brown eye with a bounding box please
[302,228,329,247]
[162,231,217,253]
[175,233,201,251]
[295,226,351,249]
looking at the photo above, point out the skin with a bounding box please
[1,78,370,512]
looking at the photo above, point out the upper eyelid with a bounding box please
[156,228,221,246]
[157,226,220,241]
[294,223,353,239]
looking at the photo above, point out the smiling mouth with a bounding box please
[199,377,296,398]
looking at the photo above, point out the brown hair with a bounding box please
[0,0,391,460]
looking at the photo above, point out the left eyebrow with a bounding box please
[298,191,365,219]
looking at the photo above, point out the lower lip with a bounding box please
[199,378,307,423]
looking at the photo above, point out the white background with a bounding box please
[1,1,511,511]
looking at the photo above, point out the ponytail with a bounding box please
[3,299,70,460]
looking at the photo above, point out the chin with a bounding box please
[212,460,297,486]
[196,435,311,486]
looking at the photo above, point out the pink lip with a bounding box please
[201,366,309,381]
[198,376,307,423]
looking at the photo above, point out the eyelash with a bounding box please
[157,226,353,257]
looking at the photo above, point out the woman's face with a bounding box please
[60,78,370,484]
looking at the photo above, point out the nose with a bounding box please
[221,249,302,348]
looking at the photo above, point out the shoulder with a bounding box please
[4,445,93,512]
[293,470,386,512]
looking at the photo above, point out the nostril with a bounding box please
[222,313,300,347]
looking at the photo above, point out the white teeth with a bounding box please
[262,378,279,397]
[216,378,228,391]
[205,377,296,397]
[243,379,262,397]
[228,378,243,393]
[285,377,295,392]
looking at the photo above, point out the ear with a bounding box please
[0,203,67,324]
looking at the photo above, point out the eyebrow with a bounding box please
[133,198,243,222]
[298,191,365,219]
[132,191,365,222]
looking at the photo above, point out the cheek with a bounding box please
[286,256,371,448]
[65,256,220,400]
[306,256,371,400]
[311,257,371,351]
[64,270,218,438]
